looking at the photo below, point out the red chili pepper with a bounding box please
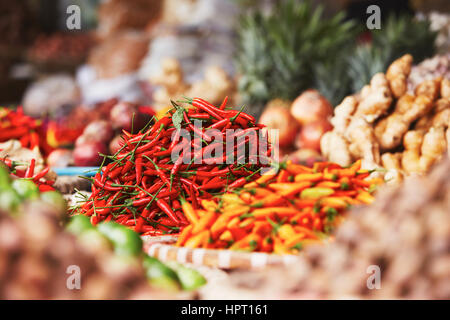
[219,96,228,110]
[25,159,35,178]
[38,184,55,192]
[156,198,180,223]
[121,160,134,175]
[192,98,223,120]
[32,167,49,182]
[188,113,210,120]
[135,157,143,185]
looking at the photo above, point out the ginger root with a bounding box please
[419,127,447,173]
[355,73,392,123]
[320,131,352,167]
[381,152,403,183]
[374,94,433,150]
[330,96,358,134]
[401,130,423,174]
[386,54,413,98]
[440,78,450,99]
[415,78,441,101]
[321,54,449,181]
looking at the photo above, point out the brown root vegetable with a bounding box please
[320,131,352,167]
[420,127,447,173]
[386,54,412,98]
[73,142,107,166]
[330,96,358,134]
[47,149,73,167]
[381,152,403,183]
[290,89,333,126]
[441,78,450,99]
[401,130,423,174]
[355,73,392,123]
[259,99,299,148]
[346,117,380,168]
[415,78,441,101]
[322,54,448,179]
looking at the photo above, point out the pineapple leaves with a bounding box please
[236,1,437,110]
[235,0,357,108]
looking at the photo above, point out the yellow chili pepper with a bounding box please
[294,172,323,182]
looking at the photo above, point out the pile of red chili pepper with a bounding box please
[1,158,55,192]
[73,97,271,236]
[0,107,53,156]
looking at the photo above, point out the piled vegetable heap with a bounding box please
[0,107,52,156]
[73,97,270,236]
[321,54,449,182]
[176,160,380,254]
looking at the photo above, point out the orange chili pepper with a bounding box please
[251,194,286,208]
[192,210,217,234]
[286,163,314,175]
[252,207,298,218]
[175,225,193,247]
[276,169,290,183]
[181,198,199,224]
[184,230,210,248]
[351,178,371,188]
[315,181,341,189]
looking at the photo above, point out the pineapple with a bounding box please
[235,0,357,115]
[313,51,353,106]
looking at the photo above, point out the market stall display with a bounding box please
[1,0,449,302]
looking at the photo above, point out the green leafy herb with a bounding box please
[171,100,185,130]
